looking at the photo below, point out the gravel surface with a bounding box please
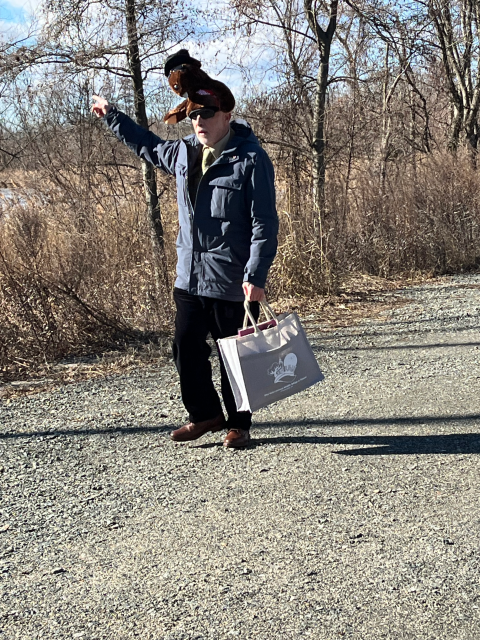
[2,273,480,639]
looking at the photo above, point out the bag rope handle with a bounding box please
[243,300,278,333]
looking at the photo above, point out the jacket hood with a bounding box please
[230,120,259,145]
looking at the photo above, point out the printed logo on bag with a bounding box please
[268,353,298,384]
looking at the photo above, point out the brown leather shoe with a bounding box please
[170,414,225,442]
[223,429,251,449]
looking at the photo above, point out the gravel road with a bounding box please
[2,274,480,640]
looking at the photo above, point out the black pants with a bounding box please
[172,288,259,429]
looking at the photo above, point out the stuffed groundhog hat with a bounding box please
[163,49,235,124]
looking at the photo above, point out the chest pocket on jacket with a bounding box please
[209,176,244,219]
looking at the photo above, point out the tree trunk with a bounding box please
[124,0,164,250]
[465,123,478,167]
[304,0,338,256]
[379,46,392,198]
[409,84,417,180]
[429,0,480,162]
[449,104,463,152]
[311,58,329,234]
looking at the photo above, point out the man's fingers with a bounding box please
[91,95,111,117]
[243,283,265,302]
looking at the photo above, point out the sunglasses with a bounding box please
[189,108,219,121]
[169,64,186,75]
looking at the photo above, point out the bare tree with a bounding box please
[341,0,433,192]
[124,0,162,247]
[304,0,338,229]
[229,0,339,256]
[5,0,194,249]
[428,0,480,153]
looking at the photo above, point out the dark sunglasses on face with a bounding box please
[189,108,218,121]
[169,65,186,75]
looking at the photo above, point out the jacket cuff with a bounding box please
[243,272,266,288]
[103,105,119,124]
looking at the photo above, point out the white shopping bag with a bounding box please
[218,301,324,412]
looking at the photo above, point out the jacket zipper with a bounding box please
[195,157,216,206]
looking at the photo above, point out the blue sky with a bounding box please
[0,4,24,23]
[0,1,27,23]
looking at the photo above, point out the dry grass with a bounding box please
[0,340,171,400]
[0,168,178,381]
[267,149,480,301]
[328,150,480,277]
[0,271,427,400]
[2,147,480,384]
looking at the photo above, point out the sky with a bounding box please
[0,0,39,41]
[0,0,38,23]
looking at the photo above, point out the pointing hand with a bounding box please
[91,95,112,117]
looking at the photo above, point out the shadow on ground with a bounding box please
[248,416,480,455]
[2,414,479,455]
[248,432,480,455]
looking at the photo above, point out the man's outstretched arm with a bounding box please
[91,95,180,176]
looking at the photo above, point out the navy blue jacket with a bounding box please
[104,108,279,301]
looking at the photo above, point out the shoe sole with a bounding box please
[170,422,226,442]
[223,439,251,449]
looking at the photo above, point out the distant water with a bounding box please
[0,188,35,208]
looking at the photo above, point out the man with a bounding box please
[91,59,278,448]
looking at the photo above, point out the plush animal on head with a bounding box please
[163,49,235,124]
